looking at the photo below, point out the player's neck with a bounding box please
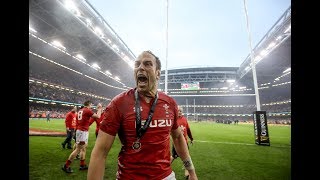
[140,90,157,103]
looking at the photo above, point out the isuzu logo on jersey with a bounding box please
[135,119,173,128]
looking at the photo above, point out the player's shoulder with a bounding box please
[158,91,177,104]
[83,107,93,113]
[182,116,188,121]
[111,88,135,103]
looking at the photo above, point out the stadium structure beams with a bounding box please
[80,0,136,59]
[29,0,136,87]
[237,6,291,79]
[159,67,238,83]
[54,0,136,66]
[160,74,237,83]
[169,94,255,97]
[30,1,115,60]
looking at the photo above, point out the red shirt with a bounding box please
[76,107,94,131]
[65,111,76,129]
[89,111,104,133]
[177,115,193,144]
[100,88,179,180]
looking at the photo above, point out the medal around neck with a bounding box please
[132,140,141,151]
[133,90,159,152]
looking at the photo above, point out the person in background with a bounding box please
[171,106,194,179]
[72,105,84,159]
[46,110,51,122]
[61,101,102,173]
[61,106,77,149]
[89,106,105,138]
[87,51,198,180]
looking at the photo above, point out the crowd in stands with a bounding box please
[29,66,125,99]
[182,102,290,114]
[187,115,290,125]
[29,103,70,118]
[29,78,109,106]
[29,68,290,124]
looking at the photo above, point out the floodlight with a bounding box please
[226,79,235,83]
[86,18,92,26]
[267,42,276,50]
[29,27,37,33]
[259,49,268,57]
[284,24,291,33]
[52,40,66,50]
[91,63,100,69]
[128,61,134,68]
[76,54,86,61]
[105,70,112,75]
[276,35,282,41]
[283,67,291,73]
[94,27,103,36]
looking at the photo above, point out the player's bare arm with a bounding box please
[171,127,198,180]
[87,130,115,180]
[92,103,103,119]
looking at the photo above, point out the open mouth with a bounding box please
[137,74,148,84]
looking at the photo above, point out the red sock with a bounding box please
[80,159,86,166]
[65,160,72,168]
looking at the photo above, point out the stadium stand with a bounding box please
[29,0,290,125]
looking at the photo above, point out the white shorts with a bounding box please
[116,171,176,180]
[162,171,176,180]
[75,130,89,144]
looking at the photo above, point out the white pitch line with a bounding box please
[29,126,64,132]
[195,140,290,148]
[196,140,255,146]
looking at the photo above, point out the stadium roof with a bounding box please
[29,0,136,88]
[239,36,291,88]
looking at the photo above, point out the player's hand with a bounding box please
[97,103,102,109]
[189,174,198,180]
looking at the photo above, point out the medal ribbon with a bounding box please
[134,89,158,140]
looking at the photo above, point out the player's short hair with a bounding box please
[144,50,161,71]
[178,106,183,112]
[72,106,77,111]
[84,100,92,106]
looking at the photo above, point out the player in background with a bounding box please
[61,106,77,149]
[171,106,194,179]
[89,107,105,138]
[61,101,102,173]
[72,105,83,159]
[46,110,51,122]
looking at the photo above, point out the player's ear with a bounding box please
[156,70,160,80]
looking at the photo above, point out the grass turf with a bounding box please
[29,119,290,180]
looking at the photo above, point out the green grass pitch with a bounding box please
[29,119,291,180]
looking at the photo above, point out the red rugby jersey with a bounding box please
[76,107,94,131]
[65,111,76,129]
[177,115,193,144]
[100,88,179,180]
